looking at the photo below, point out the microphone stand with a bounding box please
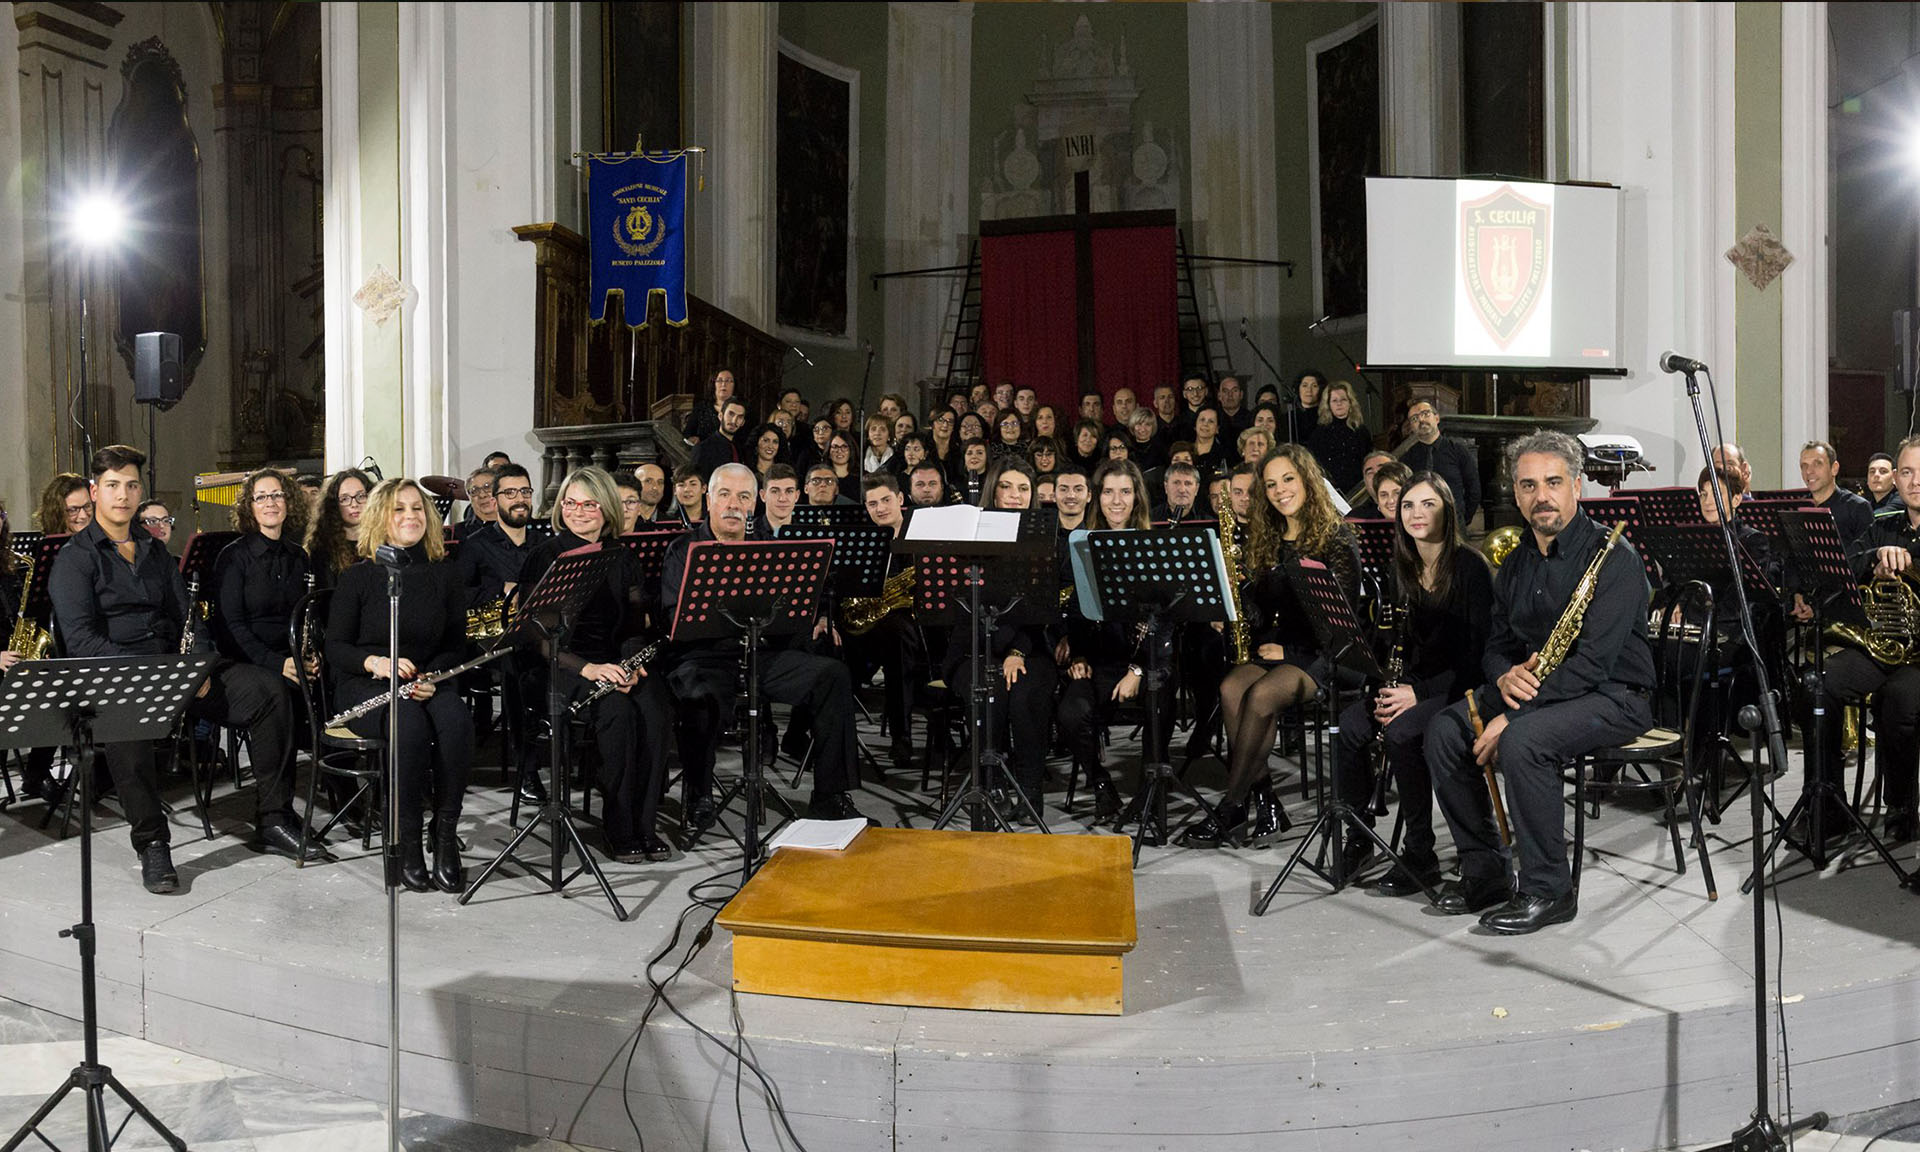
[1673,364,1824,1152]
[855,343,876,425]
[1238,323,1300,443]
[1309,315,1386,427]
[375,545,406,1152]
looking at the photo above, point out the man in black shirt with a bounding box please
[1399,400,1482,526]
[691,399,749,479]
[1424,432,1654,933]
[456,463,535,607]
[1151,462,1210,523]
[1815,435,1920,844]
[49,446,319,894]
[1800,439,1873,546]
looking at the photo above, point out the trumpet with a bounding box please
[844,566,914,635]
[8,553,54,661]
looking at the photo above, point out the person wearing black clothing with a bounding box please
[307,468,374,592]
[1800,439,1873,546]
[1813,436,1920,844]
[846,474,923,773]
[1125,409,1170,471]
[1305,381,1373,494]
[50,445,318,894]
[1332,474,1492,894]
[1400,400,1482,526]
[691,399,749,479]
[455,464,536,607]
[213,469,315,679]
[1056,460,1167,822]
[1150,461,1211,524]
[1183,446,1363,849]
[659,464,874,840]
[957,439,990,506]
[1215,375,1252,438]
[325,478,476,892]
[518,466,674,862]
[1865,453,1902,515]
[681,367,736,444]
[1425,433,1655,934]
[939,457,1058,819]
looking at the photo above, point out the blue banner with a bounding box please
[587,152,688,326]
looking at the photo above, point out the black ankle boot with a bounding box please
[1234,779,1289,848]
[1090,777,1121,823]
[396,823,431,893]
[430,819,464,893]
[1179,795,1249,848]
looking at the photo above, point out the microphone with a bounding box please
[863,342,875,360]
[1659,351,1708,374]
[1239,317,1249,341]
[374,543,412,569]
[1307,314,1332,331]
[791,344,814,367]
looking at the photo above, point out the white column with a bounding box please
[1780,2,1829,476]
[883,2,972,396]
[397,1,448,477]
[321,1,366,472]
[1567,1,1736,482]
[1187,3,1280,367]
[1378,2,1461,178]
[687,2,776,333]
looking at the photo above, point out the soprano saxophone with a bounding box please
[1531,521,1628,681]
[1216,500,1252,665]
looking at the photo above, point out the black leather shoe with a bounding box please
[680,797,719,848]
[1339,836,1376,880]
[516,770,549,805]
[258,822,330,863]
[1233,782,1290,848]
[29,776,67,807]
[1435,875,1511,915]
[140,842,178,894]
[1091,779,1121,823]
[1885,807,1917,843]
[1373,852,1441,897]
[1479,890,1579,935]
[396,831,432,893]
[810,791,881,827]
[430,823,465,893]
[1178,799,1247,848]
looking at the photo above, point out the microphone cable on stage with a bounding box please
[610,868,813,1152]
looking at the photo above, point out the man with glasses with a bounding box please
[457,464,536,609]
[463,468,499,526]
[1399,400,1482,526]
[50,445,318,894]
[804,464,852,506]
[135,500,176,551]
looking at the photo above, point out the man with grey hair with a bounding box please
[1423,429,1656,934]
[658,462,875,839]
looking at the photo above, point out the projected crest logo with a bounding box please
[1460,185,1551,350]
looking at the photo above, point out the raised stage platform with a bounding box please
[2,730,1918,1152]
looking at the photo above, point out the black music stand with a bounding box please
[1753,510,1913,890]
[671,538,834,883]
[0,654,213,1152]
[618,527,683,603]
[779,522,891,603]
[1349,518,1395,591]
[460,545,630,919]
[1253,558,1419,914]
[790,504,868,529]
[1630,486,1704,528]
[12,533,68,630]
[1081,527,1231,864]
[176,530,238,582]
[904,530,1054,832]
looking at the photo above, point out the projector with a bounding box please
[1578,433,1654,491]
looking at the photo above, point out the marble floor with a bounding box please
[0,997,611,1151]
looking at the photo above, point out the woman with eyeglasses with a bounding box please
[795,416,834,478]
[928,409,960,483]
[681,367,736,445]
[37,473,92,536]
[325,478,476,892]
[615,476,646,533]
[828,430,860,502]
[214,469,315,688]
[992,410,1029,461]
[520,465,673,862]
[307,468,375,590]
[134,500,176,552]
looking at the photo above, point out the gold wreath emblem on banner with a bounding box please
[612,203,665,257]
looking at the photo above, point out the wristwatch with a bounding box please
[1127,663,1143,678]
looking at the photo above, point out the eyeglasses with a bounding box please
[139,515,176,528]
[65,504,93,518]
[495,485,534,500]
[620,497,641,508]
[560,498,602,513]
[338,492,369,506]
[468,485,494,497]
[251,492,288,505]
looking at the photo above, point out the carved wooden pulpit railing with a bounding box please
[516,222,785,506]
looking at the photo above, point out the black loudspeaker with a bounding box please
[134,331,183,409]
[1896,308,1920,395]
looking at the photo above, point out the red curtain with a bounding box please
[981,231,1079,414]
[1091,225,1179,404]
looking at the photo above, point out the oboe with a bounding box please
[568,639,663,714]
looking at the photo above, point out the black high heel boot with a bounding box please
[1179,794,1249,848]
[1233,778,1289,848]
[430,817,465,893]
[396,822,431,893]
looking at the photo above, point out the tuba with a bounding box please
[844,566,915,636]
[1827,573,1920,666]
[8,553,54,660]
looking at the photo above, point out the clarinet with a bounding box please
[1366,593,1407,816]
[567,639,664,715]
[180,576,201,654]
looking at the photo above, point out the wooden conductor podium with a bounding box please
[718,828,1138,1015]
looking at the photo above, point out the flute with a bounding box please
[325,647,510,727]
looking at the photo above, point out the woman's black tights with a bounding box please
[1218,663,1318,804]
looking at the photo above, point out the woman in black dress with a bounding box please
[324,478,474,892]
[1305,381,1374,493]
[307,468,374,591]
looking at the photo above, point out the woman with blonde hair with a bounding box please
[1305,380,1373,492]
[324,478,474,892]
[521,465,673,861]
[1182,445,1363,848]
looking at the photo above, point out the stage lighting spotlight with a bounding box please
[71,193,125,247]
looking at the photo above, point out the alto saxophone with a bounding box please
[844,566,915,635]
[8,553,54,660]
[1216,500,1252,664]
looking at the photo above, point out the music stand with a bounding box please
[778,522,891,603]
[903,531,1054,832]
[1253,558,1419,914]
[0,654,213,1152]
[10,529,46,556]
[618,527,683,606]
[1752,510,1913,890]
[1629,486,1704,528]
[176,530,238,582]
[671,538,834,883]
[460,545,630,919]
[789,504,868,529]
[1349,518,1395,592]
[1081,527,1232,863]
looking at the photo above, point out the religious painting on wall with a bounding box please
[775,44,856,341]
[1307,15,1380,322]
[604,1,681,152]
